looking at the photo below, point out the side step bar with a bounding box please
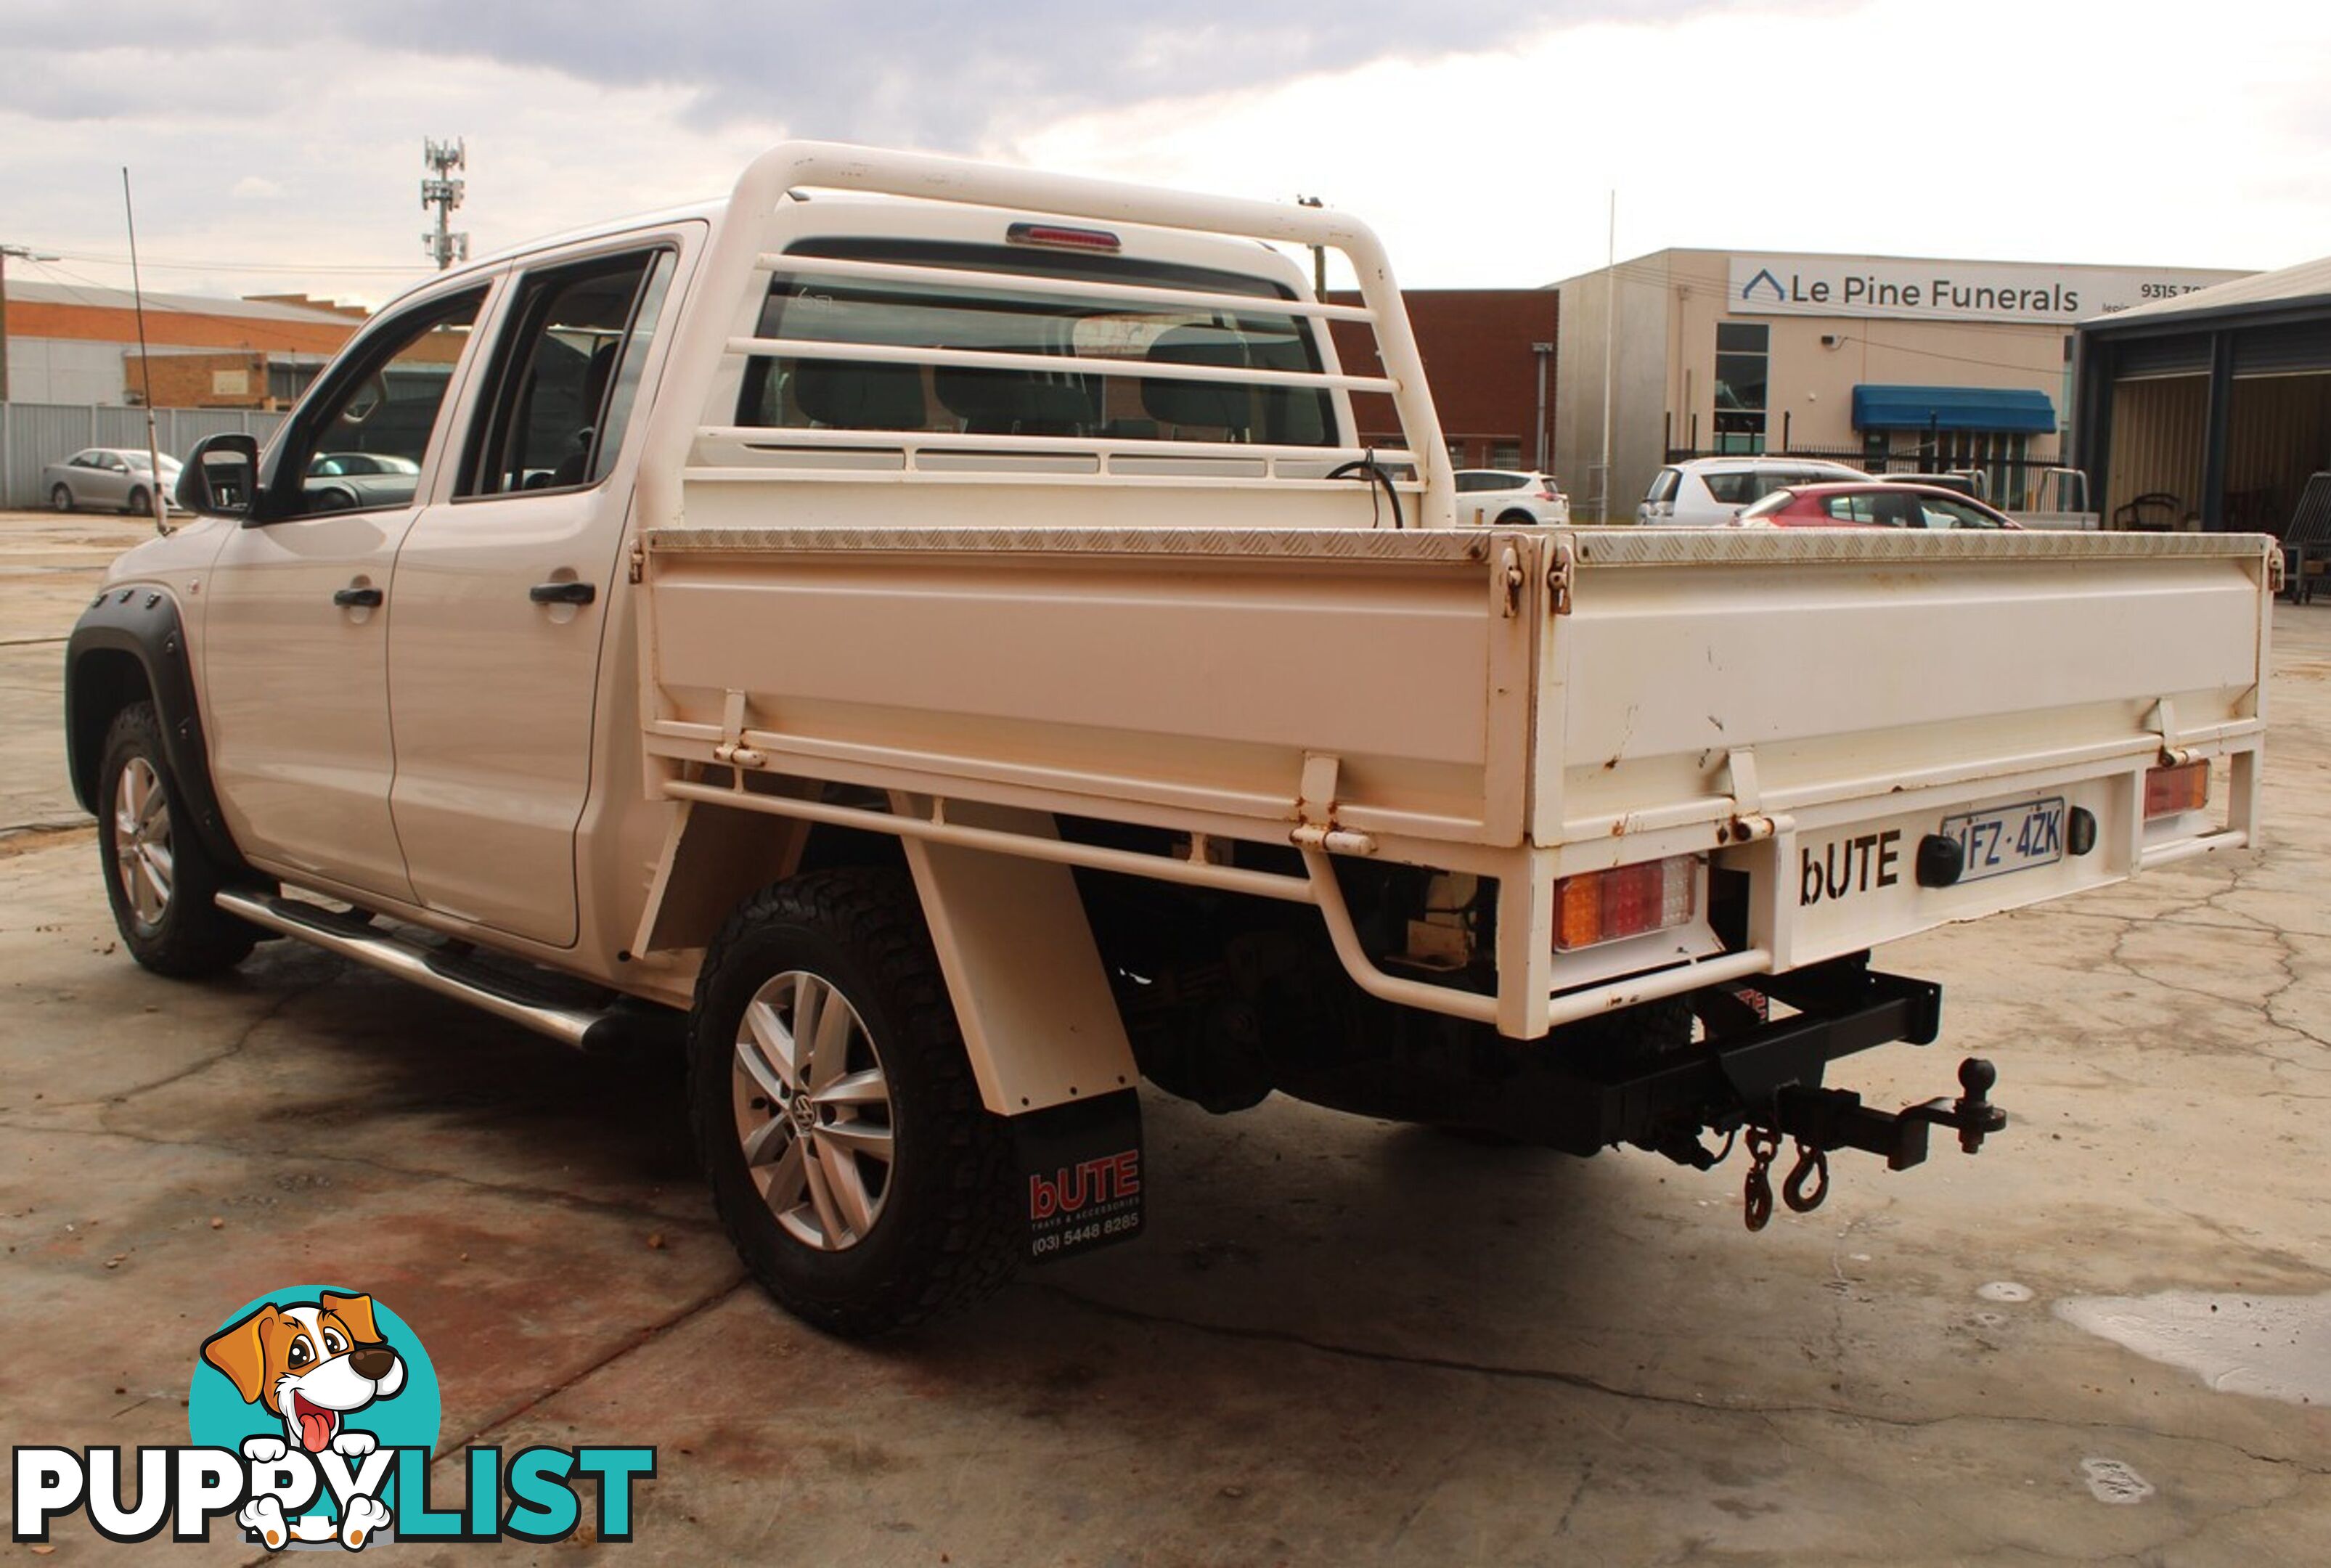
[216,888,633,1050]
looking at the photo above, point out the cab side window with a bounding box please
[277,287,486,518]
[459,249,674,498]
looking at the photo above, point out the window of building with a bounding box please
[1714,322,1768,454]
[1488,440,1522,469]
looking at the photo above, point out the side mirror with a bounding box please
[177,433,260,520]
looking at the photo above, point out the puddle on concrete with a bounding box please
[2057,1289,2331,1408]
[2081,1458,2155,1505]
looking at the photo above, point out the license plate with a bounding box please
[1942,797,2066,883]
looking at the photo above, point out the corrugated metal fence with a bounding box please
[1,402,286,510]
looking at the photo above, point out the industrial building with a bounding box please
[2072,256,2331,533]
[1554,250,2248,520]
[0,280,363,408]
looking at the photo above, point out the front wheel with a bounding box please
[96,702,256,977]
[126,486,151,518]
[687,867,1021,1336]
[50,484,73,513]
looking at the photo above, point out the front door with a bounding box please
[200,284,491,900]
[387,242,684,946]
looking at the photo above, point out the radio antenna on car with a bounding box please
[120,167,168,536]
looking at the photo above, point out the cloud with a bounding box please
[9,0,1716,147]
[230,175,284,200]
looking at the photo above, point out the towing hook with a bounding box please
[1782,1140,1830,1213]
[1742,1127,1780,1232]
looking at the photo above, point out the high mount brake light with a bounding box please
[1006,222,1122,253]
[1555,856,1698,952]
[2144,759,2209,819]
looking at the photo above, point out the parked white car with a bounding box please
[1453,469,1570,526]
[1639,456,1871,526]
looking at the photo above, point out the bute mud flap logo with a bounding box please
[12,1283,654,1550]
[1013,1088,1146,1262]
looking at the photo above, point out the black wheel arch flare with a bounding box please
[65,585,248,874]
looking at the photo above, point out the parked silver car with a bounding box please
[41,448,183,516]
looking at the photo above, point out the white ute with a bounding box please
[66,144,2274,1335]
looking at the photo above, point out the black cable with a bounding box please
[1327,450,1405,530]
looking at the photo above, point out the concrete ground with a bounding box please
[3,509,2327,1565]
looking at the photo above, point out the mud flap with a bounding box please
[1012,1088,1144,1265]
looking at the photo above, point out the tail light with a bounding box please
[1555,856,1698,951]
[2144,759,2209,819]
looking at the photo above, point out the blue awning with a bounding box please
[1850,384,2057,434]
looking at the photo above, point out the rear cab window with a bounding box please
[736,240,1334,449]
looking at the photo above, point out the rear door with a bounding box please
[386,234,690,947]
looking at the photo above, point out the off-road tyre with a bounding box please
[687,867,1022,1336]
[96,701,256,977]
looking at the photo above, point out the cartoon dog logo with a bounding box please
[201,1291,403,1550]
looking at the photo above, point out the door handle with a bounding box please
[528,580,597,606]
[332,586,383,608]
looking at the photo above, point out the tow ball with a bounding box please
[1739,1058,2007,1231]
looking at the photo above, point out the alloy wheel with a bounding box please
[730,970,896,1250]
[113,756,174,927]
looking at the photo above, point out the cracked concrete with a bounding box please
[4,508,2330,1564]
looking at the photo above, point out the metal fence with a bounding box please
[1,401,286,510]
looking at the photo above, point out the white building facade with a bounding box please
[1553,249,2248,520]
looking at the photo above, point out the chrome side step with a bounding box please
[216,887,613,1049]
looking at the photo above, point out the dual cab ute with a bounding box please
[66,144,2273,1334]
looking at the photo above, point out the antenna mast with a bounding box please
[121,168,168,535]
[422,137,469,271]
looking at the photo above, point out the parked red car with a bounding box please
[1736,482,2019,529]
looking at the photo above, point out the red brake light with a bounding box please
[1006,222,1122,253]
[1554,857,1698,951]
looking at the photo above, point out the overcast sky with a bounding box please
[7,0,2328,309]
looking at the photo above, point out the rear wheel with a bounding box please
[1496,509,1535,527]
[687,867,1021,1336]
[96,702,256,977]
[50,484,73,513]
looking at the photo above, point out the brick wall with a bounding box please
[126,353,272,409]
[1328,289,1561,473]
